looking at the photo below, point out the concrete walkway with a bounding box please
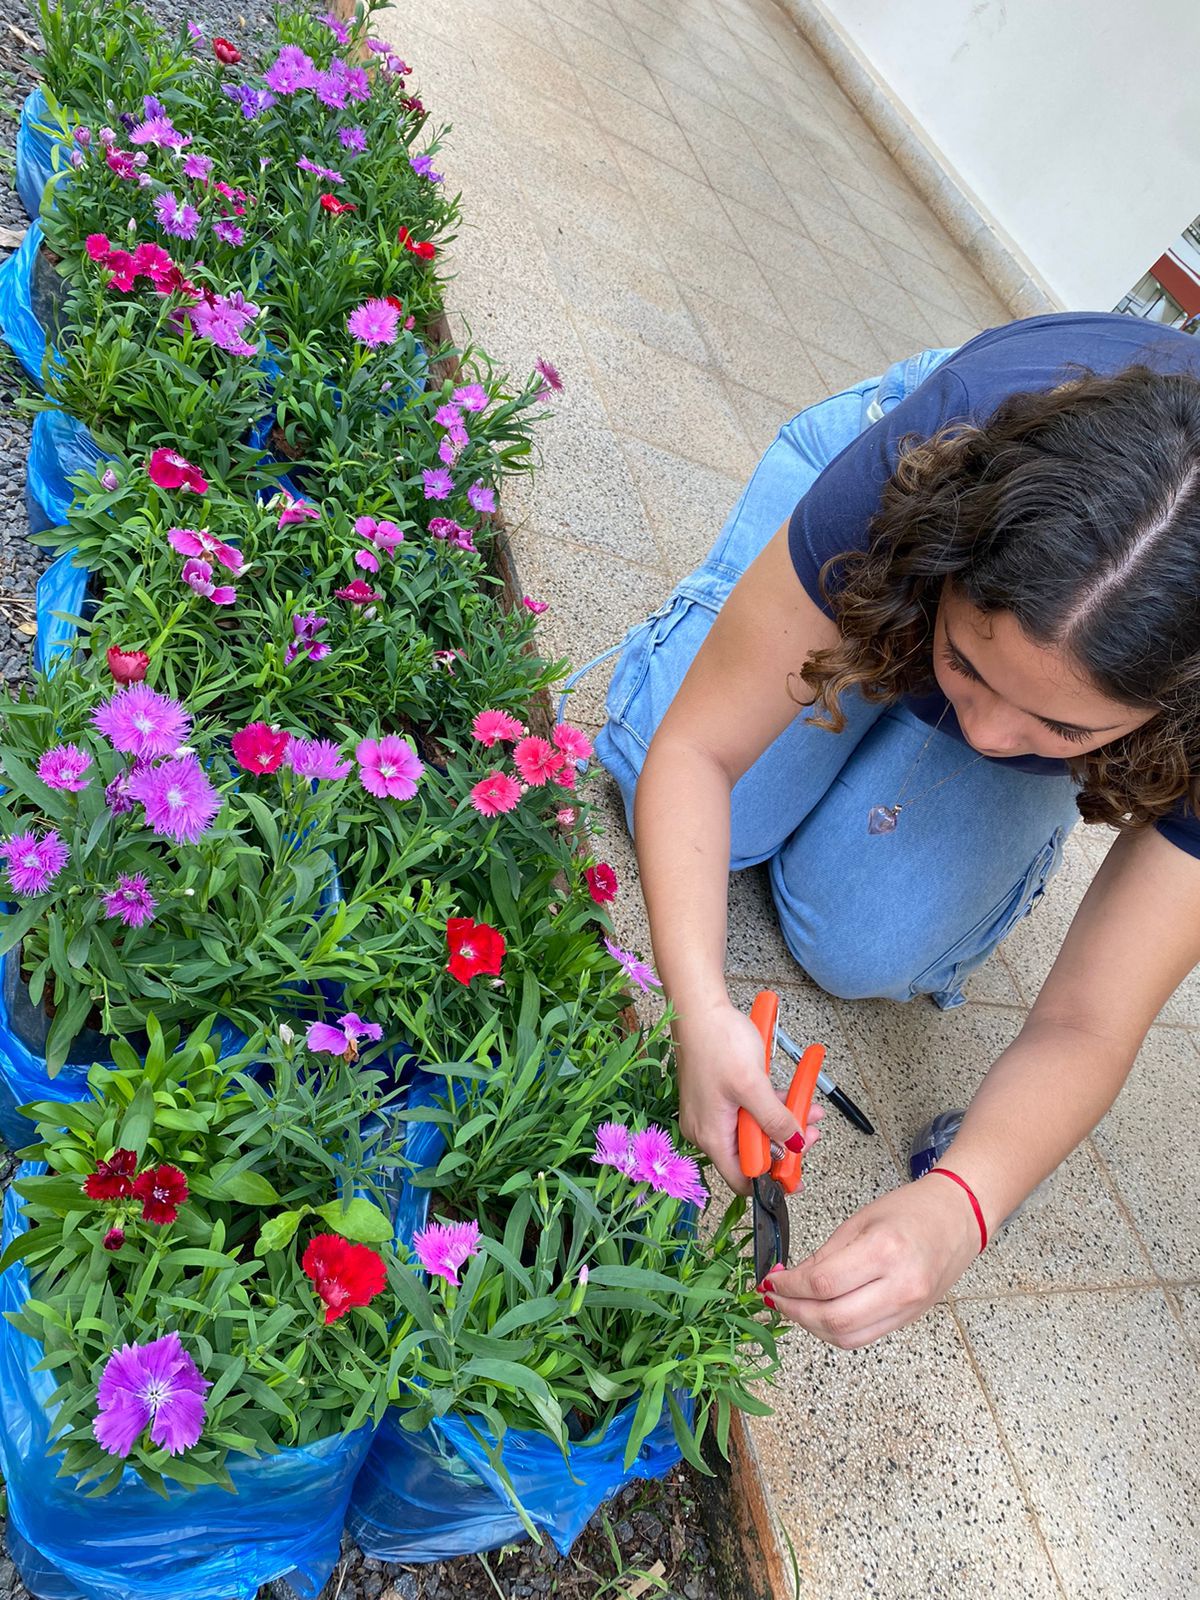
[376,0,1200,1593]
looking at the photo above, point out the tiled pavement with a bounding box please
[376,0,1200,1593]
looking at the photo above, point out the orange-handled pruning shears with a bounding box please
[737,990,826,1282]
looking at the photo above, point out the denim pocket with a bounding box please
[909,824,1066,1001]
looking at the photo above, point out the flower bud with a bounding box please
[100,467,119,491]
[74,126,91,147]
[103,1226,125,1252]
[569,1262,589,1315]
[278,1022,295,1046]
[69,150,84,168]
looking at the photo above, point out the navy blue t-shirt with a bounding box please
[787,312,1200,858]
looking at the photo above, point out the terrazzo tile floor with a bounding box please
[376,0,1200,1592]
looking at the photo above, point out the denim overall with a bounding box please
[568,346,1081,1009]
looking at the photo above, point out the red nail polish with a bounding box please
[762,1278,776,1295]
[785,1132,805,1153]
[763,1295,776,1310]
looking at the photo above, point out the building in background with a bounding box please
[1114,222,1200,331]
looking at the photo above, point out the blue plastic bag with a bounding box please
[0,1183,374,1600]
[15,89,69,221]
[347,1073,685,1562]
[0,220,48,384]
[27,409,108,539]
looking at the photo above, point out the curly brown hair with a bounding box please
[799,365,1200,829]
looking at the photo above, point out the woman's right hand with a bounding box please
[673,998,823,1194]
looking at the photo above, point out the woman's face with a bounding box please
[933,586,1156,759]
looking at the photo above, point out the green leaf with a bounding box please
[254,1210,305,1256]
[117,1078,157,1158]
[208,1167,282,1206]
[313,1196,392,1244]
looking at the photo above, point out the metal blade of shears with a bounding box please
[752,1173,790,1284]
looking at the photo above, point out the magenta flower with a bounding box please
[296,154,343,182]
[513,735,563,787]
[471,709,524,747]
[629,1126,675,1190]
[437,437,459,467]
[93,1333,209,1459]
[212,219,245,246]
[356,736,423,800]
[167,526,242,573]
[286,737,352,781]
[534,358,563,395]
[661,1152,708,1209]
[603,937,661,993]
[187,292,259,356]
[223,83,276,119]
[422,468,453,500]
[592,1122,634,1175]
[102,872,158,929]
[410,153,443,183]
[319,10,350,43]
[335,579,381,605]
[181,152,212,181]
[285,611,330,664]
[314,67,349,109]
[181,557,236,606]
[306,1011,383,1059]
[452,383,488,412]
[128,756,222,844]
[153,191,201,240]
[469,771,522,818]
[467,481,496,515]
[264,45,318,95]
[433,403,461,429]
[1,830,70,897]
[412,1219,481,1287]
[522,595,549,615]
[105,147,137,180]
[347,298,400,347]
[38,743,92,792]
[428,516,476,552]
[552,723,593,763]
[355,548,380,573]
[338,126,367,153]
[93,685,190,760]
[276,492,321,528]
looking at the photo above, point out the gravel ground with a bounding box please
[0,8,728,1600]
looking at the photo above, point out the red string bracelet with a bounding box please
[927,1167,988,1253]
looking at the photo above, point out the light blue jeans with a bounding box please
[589,348,1080,1008]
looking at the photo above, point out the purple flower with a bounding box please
[187,21,203,43]
[344,65,370,102]
[467,482,496,514]
[93,685,190,760]
[285,737,352,781]
[629,1126,675,1189]
[410,153,443,183]
[285,611,331,664]
[602,937,661,993]
[38,743,92,792]
[305,1011,383,1057]
[144,95,167,119]
[181,152,213,181]
[188,291,259,355]
[452,383,488,412]
[319,10,350,44]
[128,756,222,844]
[130,115,190,150]
[74,126,91,147]
[437,437,458,467]
[356,735,424,800]
[93,1333,209,1459]
[296,154,343,182]
[263,45,318,96]
[101,467,119,491]
[212,219,245,247]
[337,126,367,153]
[433,403,461,429]
[222,83,276,120]
[592,1121,634,1174]
[534,357,563,395]
[153,191,201,241]
[412,1220,480,1287]
[422,467,453,501]
[314,69,349,109]
[660,1153,708,1209]
[102,872,158,929]
[347,297,399,347]
[383,54,408,77]
[428,516,476,552]
[180,557,237,605]
[1,830,70,897]
[104,761,146,816]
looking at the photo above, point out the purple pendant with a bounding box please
[867,804,900,836]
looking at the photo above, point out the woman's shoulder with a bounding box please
[947,311,1200,404]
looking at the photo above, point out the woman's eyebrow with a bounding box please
[943,626,1122,734]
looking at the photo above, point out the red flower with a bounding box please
[147,447,208,495]
[83,1148,139,1201]
[302,1233,387,1324]
[231,721,290,774]
[132,1164,189,1224]
[103,1226,125,1252]
[213,36,241,64]
[585,863,618,905]
[335,579,382,604]
[319,193,357,215]
[384,294,404,313]
[446,916,505,985]
[400,95,424,116]
[107,646,150,684]
[398,225,436,261]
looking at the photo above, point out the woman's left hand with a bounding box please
[762,1178,983,1349]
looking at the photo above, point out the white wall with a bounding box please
[818,0,1200,310]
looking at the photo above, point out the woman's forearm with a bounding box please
[944,1015,1136,1228]
[632,732,736,1021]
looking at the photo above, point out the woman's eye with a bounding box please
[1043,722,1090,745]
[943,646,981,683]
